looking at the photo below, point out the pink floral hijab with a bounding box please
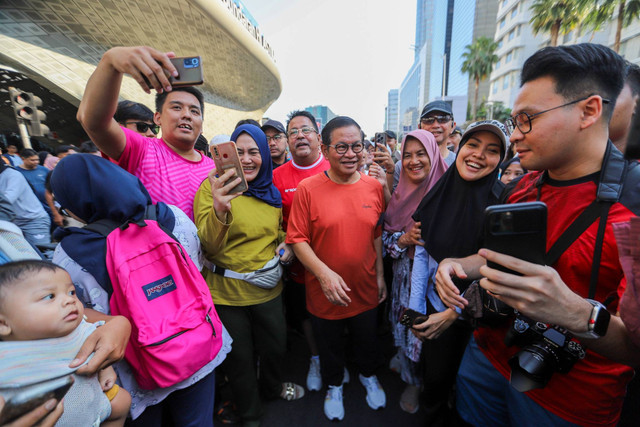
[383,129,449,234]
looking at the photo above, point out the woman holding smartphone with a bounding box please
[194,124,303,427]
[409,120,508,426]
[382,130,448,413]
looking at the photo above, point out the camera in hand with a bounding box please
[504,313,585,392]
[399,308,429,329]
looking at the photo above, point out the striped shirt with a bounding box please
[117,127,215,219]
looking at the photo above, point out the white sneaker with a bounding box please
[324,385,345,421]
[359,374,386,410]
[343,367,350,384]
[307,357,322,391]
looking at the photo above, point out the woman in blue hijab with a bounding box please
[194,124,303,425]
[51,154,231,425]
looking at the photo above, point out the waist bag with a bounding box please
[203,254,282,289]
[86,207,223,389]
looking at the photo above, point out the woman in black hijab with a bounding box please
[408,120,509,426]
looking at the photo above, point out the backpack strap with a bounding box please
[84,219,121,236]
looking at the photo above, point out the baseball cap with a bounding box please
[384,130,397,140]
[460,120,510,160]
[261,119,286,135]
[452,126,462,136]
[420,100,453,118]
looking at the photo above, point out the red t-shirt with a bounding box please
[286,172,384,320]
[475,171,634,427]
[273,154,330,283]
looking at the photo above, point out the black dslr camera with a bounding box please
[504,313,586,392]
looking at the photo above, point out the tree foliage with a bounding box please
[461,37,499,121]
[529,0,587,46]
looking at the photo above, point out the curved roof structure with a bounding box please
[0,0,281,137]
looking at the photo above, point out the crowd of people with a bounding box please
[1,41,640,427]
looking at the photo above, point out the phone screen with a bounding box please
[0,376,74,424]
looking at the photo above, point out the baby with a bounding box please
[0,260,130,426]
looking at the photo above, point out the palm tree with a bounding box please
[461,37,499,121]
[581,0,640,52]
[529,0,587,46]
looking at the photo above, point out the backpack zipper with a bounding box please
[206,313,217,337]
[147,329,188,346]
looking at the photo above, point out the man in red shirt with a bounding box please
[435,43,640,427]
[272,110,329,393]
[287,116,387,421]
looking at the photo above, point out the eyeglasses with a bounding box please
[125,121,160,135]
[266,134,285,143]
[288,127,317,138]
[326,142,365,155]
[420,115,453,126]
[504,95,610,136]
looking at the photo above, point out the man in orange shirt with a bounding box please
[287,116,387,421]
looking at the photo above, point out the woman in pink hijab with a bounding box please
[382,129,448,413]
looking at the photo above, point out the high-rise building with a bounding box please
[390,0,497,136]
[304,105,336,131]
[385,89,399,134]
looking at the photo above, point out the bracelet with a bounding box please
[386,169,394,174]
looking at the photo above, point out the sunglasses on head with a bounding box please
[125,121,160,135]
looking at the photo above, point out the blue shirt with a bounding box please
[16,165,49,203]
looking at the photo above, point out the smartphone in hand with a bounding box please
[210,141,248,194]
[0,375,74,425]
[399,308,429,329]
[169,56,204,87]
[483,201,547,275]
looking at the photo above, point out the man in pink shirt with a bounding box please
[77,46,214,219]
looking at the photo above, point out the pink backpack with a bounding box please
[87,208,223,389]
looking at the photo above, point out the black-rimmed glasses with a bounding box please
[504,95,610,136]
[326,142,365,155]
[125,121,160,135]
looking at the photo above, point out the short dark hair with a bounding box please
[114,100,154,124]
[155,87,205,116]
[321,116,362,145]
[235,119,260,129]
[0,260,62,309]
[520,43,625,121]
[19,148,37,158]
[194,134,210,158]
[54,145,74,156]
[286,110,319,133]
[79,141,99,154]
[625,61,640,97]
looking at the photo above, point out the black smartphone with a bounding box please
[0,375,74,424]
[399,308,429,329]
[374,132,387,150]
[169,56,203,87]
[483,202,547,275]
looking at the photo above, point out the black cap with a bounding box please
[384,130,397,139]
[452,126,462,136]
[420,100,453,118]
[261,119,286,135]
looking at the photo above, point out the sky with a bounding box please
[240,0,417,135]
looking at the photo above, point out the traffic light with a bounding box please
[8,87,49,137]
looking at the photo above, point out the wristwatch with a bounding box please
[572,299,611,339]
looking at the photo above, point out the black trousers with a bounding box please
[311,307,380,386]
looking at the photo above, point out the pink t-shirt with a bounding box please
[116,127,215,219]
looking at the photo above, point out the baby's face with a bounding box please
[0,269,84,340]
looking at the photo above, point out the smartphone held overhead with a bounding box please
[168,56,204,87]
[210,141,248,194]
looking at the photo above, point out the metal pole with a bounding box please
[441,54,448,99]
[17,120,32,149]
